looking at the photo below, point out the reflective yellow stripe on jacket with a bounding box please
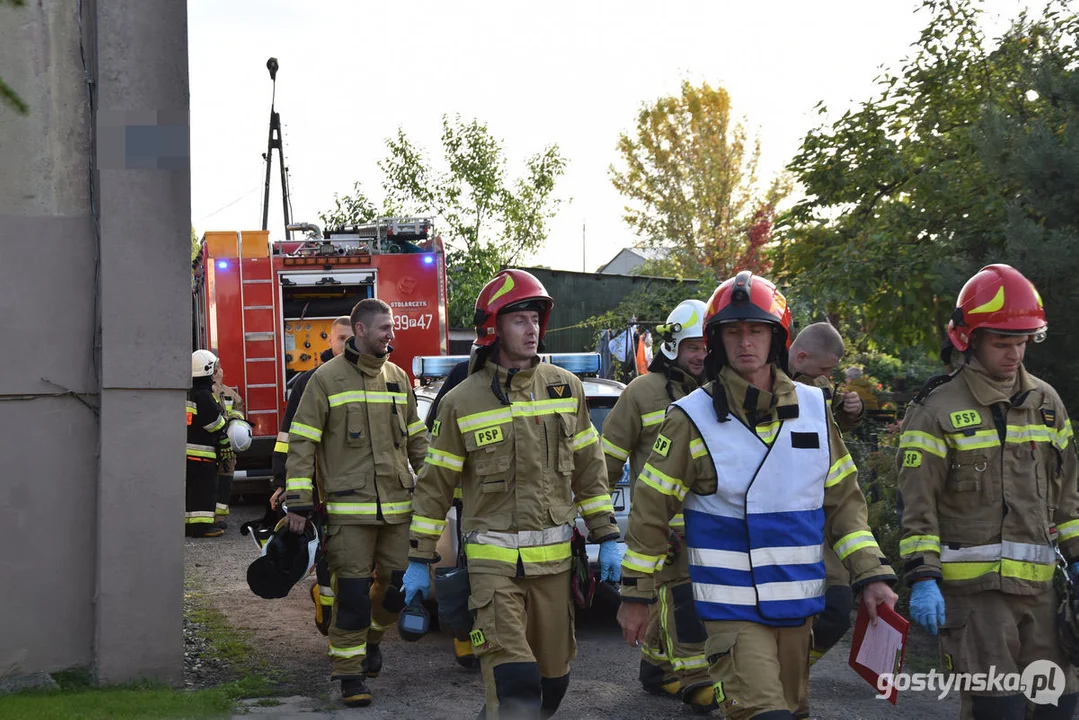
[464,525,573,574]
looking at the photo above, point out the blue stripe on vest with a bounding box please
[684,511,749,552]
[746,509,825,548]
[693,601,806,626]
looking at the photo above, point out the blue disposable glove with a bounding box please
[599,540,623,582]
[1069,561,1079,584]
[402,561,431,605]
[909,580,946,635]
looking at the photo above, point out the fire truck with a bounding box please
[192,218,450,489]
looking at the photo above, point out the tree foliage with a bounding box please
[777,0,1079,397]
[1,0,28,115]
[611,81,790,279]
[320,115,567,327]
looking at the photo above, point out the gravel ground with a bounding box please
[185,503,960,719]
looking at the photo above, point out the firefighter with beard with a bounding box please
[600,299,715,712]
[283,299,429,707]
[404,269,622,719]
[617,271,897,720]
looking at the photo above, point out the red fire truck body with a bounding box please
[192,218,449,484]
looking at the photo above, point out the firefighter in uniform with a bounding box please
[601,299,715,712]
[898,264,1079,719]
[617,271,897,720]
[283,299,429,707]
[272,315,352,632]
[212,362,246,527]
[787,321,864,665]
[403,269,622,719]
[187,350,228,539]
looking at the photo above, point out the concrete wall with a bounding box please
[0,0,190,684]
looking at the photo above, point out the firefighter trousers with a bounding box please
[942,589,1078,718]
[640,550,710,700]
[468,571,575,720]
[810,547,853,665]
[215,472,232,519]
[185,459,218,536]
[703,618,813,720]
[323,522,410,679]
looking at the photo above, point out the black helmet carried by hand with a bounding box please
[246,518,319,599]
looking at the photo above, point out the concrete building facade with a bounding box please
[0,0,190,684]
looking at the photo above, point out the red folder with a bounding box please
[848,601,909,705]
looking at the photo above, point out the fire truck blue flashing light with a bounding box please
[217,260,229,270]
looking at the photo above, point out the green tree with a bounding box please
[611,81,790,279]
[1,0,29,114]
[318,182,381,230]
[777,0,1079,383]
[378,114,567,327]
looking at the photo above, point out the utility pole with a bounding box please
[261,57,292,240]
[582,221,586,272]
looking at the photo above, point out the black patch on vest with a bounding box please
[386,382,400,393]
[790,431,820,449]
[547,383,571,399]
[776,404,799,420]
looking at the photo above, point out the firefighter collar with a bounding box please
[485,356,543,393]
[667,365,701,394]
[962,360,1036,407]
[344,338,390,377]
[718,365,799,421]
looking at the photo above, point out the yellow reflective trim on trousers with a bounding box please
[669,513,685,530]
[410,515,447,537]
[290,422,323,442]
[941,560,1055,583]
[834,530,879,561]
[945,429,999,451]
[825,454,856,487]
[578,494,614,516]
[641,410,665,427]
[690,438,708,459]
[327,390,407,407]
[640,644,665,662]
[425,448,465,472]
[622,549,664,573]
[900,535,941,556]
[273,441,289,454]
[1058,519,1079,542]
[320,595,335,606]
[408,420,427,437]
[900,430,947,458]
[639,463,687,500]
[602,437,629,461]
[286,478,313,492]
[573,425,599,450]
[328,643,367,658]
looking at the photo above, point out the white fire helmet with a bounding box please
[192,349,218,378]
[227,419,253,452]
[658,299,707,360]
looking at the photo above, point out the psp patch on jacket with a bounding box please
[949,409,982,429]
[547,383,571,399]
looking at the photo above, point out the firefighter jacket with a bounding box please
[602,365,699,536]
[897,360,1079,595]
[187,377,227,462]
[408,358,620,577]
[620,365,895,621]
[212,381,246,422]
[284,338,428,523]
[791,371,865,433]
[272,348,334,489]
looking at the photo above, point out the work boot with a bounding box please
[362,643,382,678]
[683,684,718,714]
[201,527,225,538]
[340,677,372,707]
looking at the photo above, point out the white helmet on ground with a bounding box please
[227,419,253,452]
[192,349,218,378]
[658,299,707,360]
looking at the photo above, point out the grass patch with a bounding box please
[0,684,235,720]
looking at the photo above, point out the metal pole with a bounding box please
[260,58,279,232]
[582,221,586,272]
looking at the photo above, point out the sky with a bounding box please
[187,0,1029,272]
